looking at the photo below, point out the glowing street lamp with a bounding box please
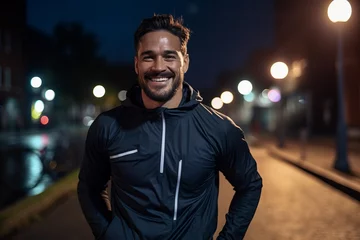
[328,0,352,23]
[270,62,289,148]
[328,0,352,173]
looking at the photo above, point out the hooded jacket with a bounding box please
[78,82,262,240]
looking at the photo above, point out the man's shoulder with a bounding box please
[196,103,239,130]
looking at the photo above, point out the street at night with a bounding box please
[11,146,360,240]
[1,0,360,239]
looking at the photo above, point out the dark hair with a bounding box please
[134,14,191,55]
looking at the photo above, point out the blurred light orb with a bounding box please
[262,89,269,99]
[44,89,55,101]
[220,91,234,104]
[244,92,255,103]
[118,90,127,101]
[328,0,352,23]
[83,116,94,126]
[40,116,49,125]
[268,89,281,103]
[270,62,289,79]
[34,100,45,112]
[31,77,42,88]
[211,97,223,110]
[93,85,106,98]
[238,80,253,95]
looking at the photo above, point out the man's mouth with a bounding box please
[146,76,172,82]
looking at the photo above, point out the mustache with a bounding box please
[144,72,174,78]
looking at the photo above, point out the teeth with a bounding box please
[151,77,169,82]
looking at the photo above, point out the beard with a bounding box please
[138,73,183,103]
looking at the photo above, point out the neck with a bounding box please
[142,85,183,109]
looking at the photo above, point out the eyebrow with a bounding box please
[140,50,179,57]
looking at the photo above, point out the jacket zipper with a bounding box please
[173,160,182,221]
[160,112,166,173]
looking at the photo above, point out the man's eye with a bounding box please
[165,55,176,59]
[143,56,152,61]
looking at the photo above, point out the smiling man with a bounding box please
[78,14,262,240]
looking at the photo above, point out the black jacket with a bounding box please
[78,82,262,240]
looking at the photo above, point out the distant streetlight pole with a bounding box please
[328,0,352,173]
[270,61,289,148]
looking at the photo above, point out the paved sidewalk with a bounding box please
[259,135,360,200]
[10,195,93,240]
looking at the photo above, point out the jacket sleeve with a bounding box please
[217,121,262,240]
[77,115,112,239]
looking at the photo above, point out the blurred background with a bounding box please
[0,0,359,239]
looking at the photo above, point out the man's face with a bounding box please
[135,30,189,102]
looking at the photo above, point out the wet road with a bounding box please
[11,146,360,240]
[0,127,87,211]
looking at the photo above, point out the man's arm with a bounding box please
[217,122,262,240]
[77,116,112,239]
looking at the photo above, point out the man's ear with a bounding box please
[134,56,139,75]
[183,54,190,73]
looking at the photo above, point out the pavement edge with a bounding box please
[267,145,360,201]
[0,169,80,239]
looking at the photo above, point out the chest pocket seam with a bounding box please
[109,149,138,160]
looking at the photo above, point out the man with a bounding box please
[78,14,262,240]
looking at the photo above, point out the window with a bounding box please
[4,67,11,90]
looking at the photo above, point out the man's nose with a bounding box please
[152,57,166,71]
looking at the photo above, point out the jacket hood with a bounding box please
[123,82,203,116]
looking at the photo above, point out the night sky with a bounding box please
[27,0,274,88]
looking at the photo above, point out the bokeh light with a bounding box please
[268,89,282,103]
[118,90,127,101]
[220,91,234,104]
[30,77,42,88]
[93,85,106,98]
[238,80,253,95]
[40,116,49,125]
[211,97,223,109]
[34,100,45,112]
[44,89,55,101]
[270,62,289,79]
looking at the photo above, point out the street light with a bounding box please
[328,0,352,173]
[270,61,289,148]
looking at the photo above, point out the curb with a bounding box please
[267,145,360,201]
[0,170,80,239]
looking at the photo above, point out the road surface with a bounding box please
[12,147,360,240]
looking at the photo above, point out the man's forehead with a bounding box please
[139,30,181,49]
